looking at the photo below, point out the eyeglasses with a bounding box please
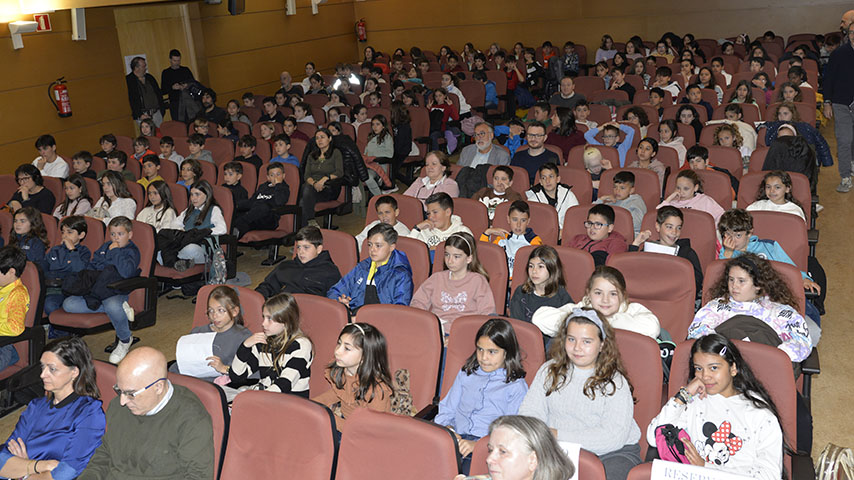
[113,378,166,399]
[16,176,31,183]
[207,307,228,317]
[474,131,490,137]
[601,135,618,139]
[584,221,611,229]
[527,133,546,138]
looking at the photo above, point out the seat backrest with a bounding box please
[712,102,761,124]
[441,315,545,398]
[123,221,155,312]
[355,304,443,409]
[598,168,662,211]
[433,241,509,314]
[42,177,63,211]
[335,409,458,480]
[451,198,489,240]
[360,236,430,291]
[573,76,606,97]
[736,171,811,226]
[492,200,559,245]
[702,259,805,315]
[93,360,117,412]
[487,164,530,194]
[123,180,145,216]
[705,145,743,180]
[217,161,257,195]
[319,228,358,277]
[606,251,696,340]
[13,262,44,369]
[663,168,733,211]
[199,160,218,185]
[365,193,424,230]
[614,329,662,459]
[0,210,10,242]
[206,138,235,165]
[160,121,187,138]
[470,436,607,479]
[221,390,337,480]
[661,104,708,124]
[510,245,594,302]
[41,214,58,249]
[567,145,619,170]
[166,182,189,214]
[160,160,179,184]
[294,293,350,397]
[639,208,717,271]
[633,89,673,106]
[748,146,769,172]
[561,204,634,245]
[192,285,265,333]
[167,372,229,479]
[749,210,808,272]
[558,167,593,204]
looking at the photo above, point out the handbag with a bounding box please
[817,444,854,480]
[655,424,691,464]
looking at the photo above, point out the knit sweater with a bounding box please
[311,368,393,433]
[435,367,528,438]
[567,232,628,266]
[136,206,177,232]
[410,270,494,333]
[689,296,811,362]
[658,193,725,225]
[625,159,667,191]
[80,384,213,480]
[646,395,783,480]
[229,336,313,396]
[532,298,660,339]
[403,175,460,208]
[90,197,137,227]
[519,361,640,455]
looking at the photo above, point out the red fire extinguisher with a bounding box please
[355,18,367,42]
[48,77,72,118]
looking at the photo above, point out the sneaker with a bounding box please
[836,176,852,193]
[815,203,824,213]
[174,259,194,272]
[381,185,399,194]
[109,339,133,364]
[122,301,135,323]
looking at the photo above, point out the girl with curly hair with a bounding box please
[520,307,641,480]
[688,253,812,362]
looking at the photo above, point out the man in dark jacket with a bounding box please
[160,49,195,123]
[255,226,341,298]
[232,162,291,239]
[125,56,165,127]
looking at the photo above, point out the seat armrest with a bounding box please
[801,348,820,375]
[415,136,432,145]
[414,402,438,420]
[791,452,814,479]
[807,228,819,245]
[0,327,43,349]
[108,276,157,293]
[273,205,300,216]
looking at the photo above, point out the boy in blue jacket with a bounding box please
[473,71,498,109]
[328,223,413,313]
[62,216,141,364]
[44,216,91,317]
[583,121,635,167]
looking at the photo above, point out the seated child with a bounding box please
[232,163,290,239]
[706,104,758,153]
[88,171,137,225]
[713,123,751,169]
[630,206,703,298]
[192,117,212,138]
[355,195,411,250]
[567,204,628,265]
[136,180,178,232]
[659,169,725,224]
[131,137,156,165]
[625,137,666,190]
[329,223,413,312]
[645,87,666,120]
[163,181,227,271]
[43,216,91,317]
[100,151,136,181]
[62,216,140,364]
[525,162,579,234]
[583,121,635,167]
[472,166,523,222]
[410,232,494,334]
[573,100,598,129]
[472,71,498,109]
[71,150,97,179]
[311,323,394,433]
[656,119,686,166]
[679,84,713,119]
[508,245,573,324]
[32,134,69,179]
[0,246,29,372]
[596,171,647,234]
[54,174,92,219]
[95,134,117,160]
[242,92,255,108]
[139,118,158,137]
[408,193,473,254]
[216,119,240,145]
[234,135,262,171]
[186,133,214,164]
[136,154,164,190]
[259,97,286,124]
[270,134,299,167]
[650,66,681,98]
[221,161,249,208]
[256,226,341,298]
[494,119,527,156]
[259,122,276,147]
[434,318,528,473]
[583,147,612,200]
[294,102,315,124]
[283,116,310,142]
[9,207,49,264]
[170,285,251,382]
[745,170,806,222]
[159,136,185,167]
[427,87,461,153]
[177,158,203,191]
[482,200,543,274]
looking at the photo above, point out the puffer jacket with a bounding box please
[327,249,413,311]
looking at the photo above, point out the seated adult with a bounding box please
[458,122,511,168]
[301,128,344,228]
[545,107,585,163]
[511,122,560,184]
[7,164,56,214]
[80,347,214,479]
[549,76,586,110]
[402,151,460,209]
[0,337,105,480]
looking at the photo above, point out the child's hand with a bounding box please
[633,230,652,246]
[415,220,432,230]
[337,294,351,307]
[685,376,706,399]
[681,438,706,467]
[36,158,46,170]
[484,227,509,237]
[665,191,680,202]
[108,241,120,250]
[601,159,612,170]
[243,332,267,348]
[63,238,76,251]
[804,278,821,294]
[721,234,739,255]
[458,439,476,457]
[7,437,28,458]
[206,355,227,374]
[598,195,615,203]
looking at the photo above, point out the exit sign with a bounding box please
[34,14,51,32]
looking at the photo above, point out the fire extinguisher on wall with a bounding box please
[48,77,72,118]
[355,18,367,42]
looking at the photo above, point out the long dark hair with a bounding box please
[146,180,177,224]
[755,170,802,210]
[553,107,578,136]
[462,318,526,383]
[521,245,567,297]
[186,180,218,228]
[9,207,49,249]
[709,253,800,310]
[100,171,133,206]
[58,174,92,217]
[44,336,99,400]
[367,114,390,144]
[327,322,393,403]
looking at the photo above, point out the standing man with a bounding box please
[125,57,165,127]
[160,49,195,123]
[825,9,854,192]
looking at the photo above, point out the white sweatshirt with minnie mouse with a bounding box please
[646,394,783,480]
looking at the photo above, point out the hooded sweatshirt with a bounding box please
[659,137,687,167]
[658,193,725,225]
[526,183,579,229]
[407,215,472,249]
[255,250,342,298]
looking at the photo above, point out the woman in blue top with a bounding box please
[0,337,105,480]
[435,318,528,475]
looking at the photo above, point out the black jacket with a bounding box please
[125,73,165,120]
[255,250,341,298]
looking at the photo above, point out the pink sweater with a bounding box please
[410,270,495,334]
[658,193,725,224]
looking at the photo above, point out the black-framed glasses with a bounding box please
[113,378,166,399]
[16,176,31,183]
[584,221,610,229]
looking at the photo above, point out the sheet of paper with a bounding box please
[651,459,753,480]
[643,241,679,256]
[557,441,581,480]
[176,332,219,378]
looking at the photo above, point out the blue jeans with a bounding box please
[44,293,65,316]
[62,295,131,342]
[0,345,19,372]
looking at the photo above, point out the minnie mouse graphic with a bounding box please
[695,421,744,466]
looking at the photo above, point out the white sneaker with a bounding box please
[122,301,135,323]
[836,176,852,193]
[109,339,133,364]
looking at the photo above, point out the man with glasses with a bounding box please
[458,122,511,168]
[511,122,560,184]
[81,347,213,479]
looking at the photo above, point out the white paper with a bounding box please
[176,332,219,378]
[557,441,581,480]
[643,241,679,256]
[650,459,753,480]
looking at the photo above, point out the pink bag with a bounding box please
[655,424,692,463]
